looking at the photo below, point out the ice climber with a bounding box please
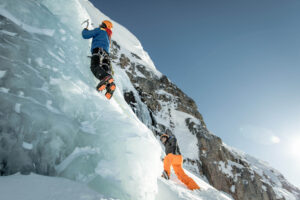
[160,134,200,190]
[82,20,116,100]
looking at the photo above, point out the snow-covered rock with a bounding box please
[111,37,300,199]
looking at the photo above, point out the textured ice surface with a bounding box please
[0,0,162,199]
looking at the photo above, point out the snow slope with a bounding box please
[157,171,233,200]
[1,172,232,200]
[0,173,108,200]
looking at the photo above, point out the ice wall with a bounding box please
[0,0,162,199]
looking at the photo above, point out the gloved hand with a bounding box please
[161,170,169,180]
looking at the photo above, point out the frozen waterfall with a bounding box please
[0,0,162,199]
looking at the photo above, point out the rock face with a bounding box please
[110,40,300,200]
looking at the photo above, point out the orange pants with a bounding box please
[164,153,200,190]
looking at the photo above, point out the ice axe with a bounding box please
[81,19,93,29]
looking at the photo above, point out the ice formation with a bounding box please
[0,0,233,199]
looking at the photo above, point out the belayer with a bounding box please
[160,134,200,190]
[82,20,116,100]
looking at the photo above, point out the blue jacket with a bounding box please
[82,28,110,54]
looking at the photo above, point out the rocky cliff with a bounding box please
[110,40,300,200]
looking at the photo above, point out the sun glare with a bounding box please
[271,136,280,144]
[288,136,300,158]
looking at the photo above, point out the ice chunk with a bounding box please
[35,58,44,67]
[0,29,17,36]
[15,103,21,113]
[22,142,33,150]
[0,70,6,78]
[59,29,66,34]
[0,87,10,93]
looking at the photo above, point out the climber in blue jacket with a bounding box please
[82,20,115,100]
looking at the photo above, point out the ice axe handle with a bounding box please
[81,19,89,29]
[85,20,89,29]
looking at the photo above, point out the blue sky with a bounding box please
[89,0,300,188]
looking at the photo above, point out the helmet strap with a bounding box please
[100,23,107,29]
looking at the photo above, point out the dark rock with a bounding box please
[131,52,141,60]
[124,91,137,112]
[119,54,130,68]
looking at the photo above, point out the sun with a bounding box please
[271,136,281,144]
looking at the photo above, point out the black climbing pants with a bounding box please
[90,48,111,81]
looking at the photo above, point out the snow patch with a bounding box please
[230,185,235,193]
[217,161,241,182]
[157,169,233,200]
[262,185,267,192]
[227,160,244,169]
[172,111,199,159]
